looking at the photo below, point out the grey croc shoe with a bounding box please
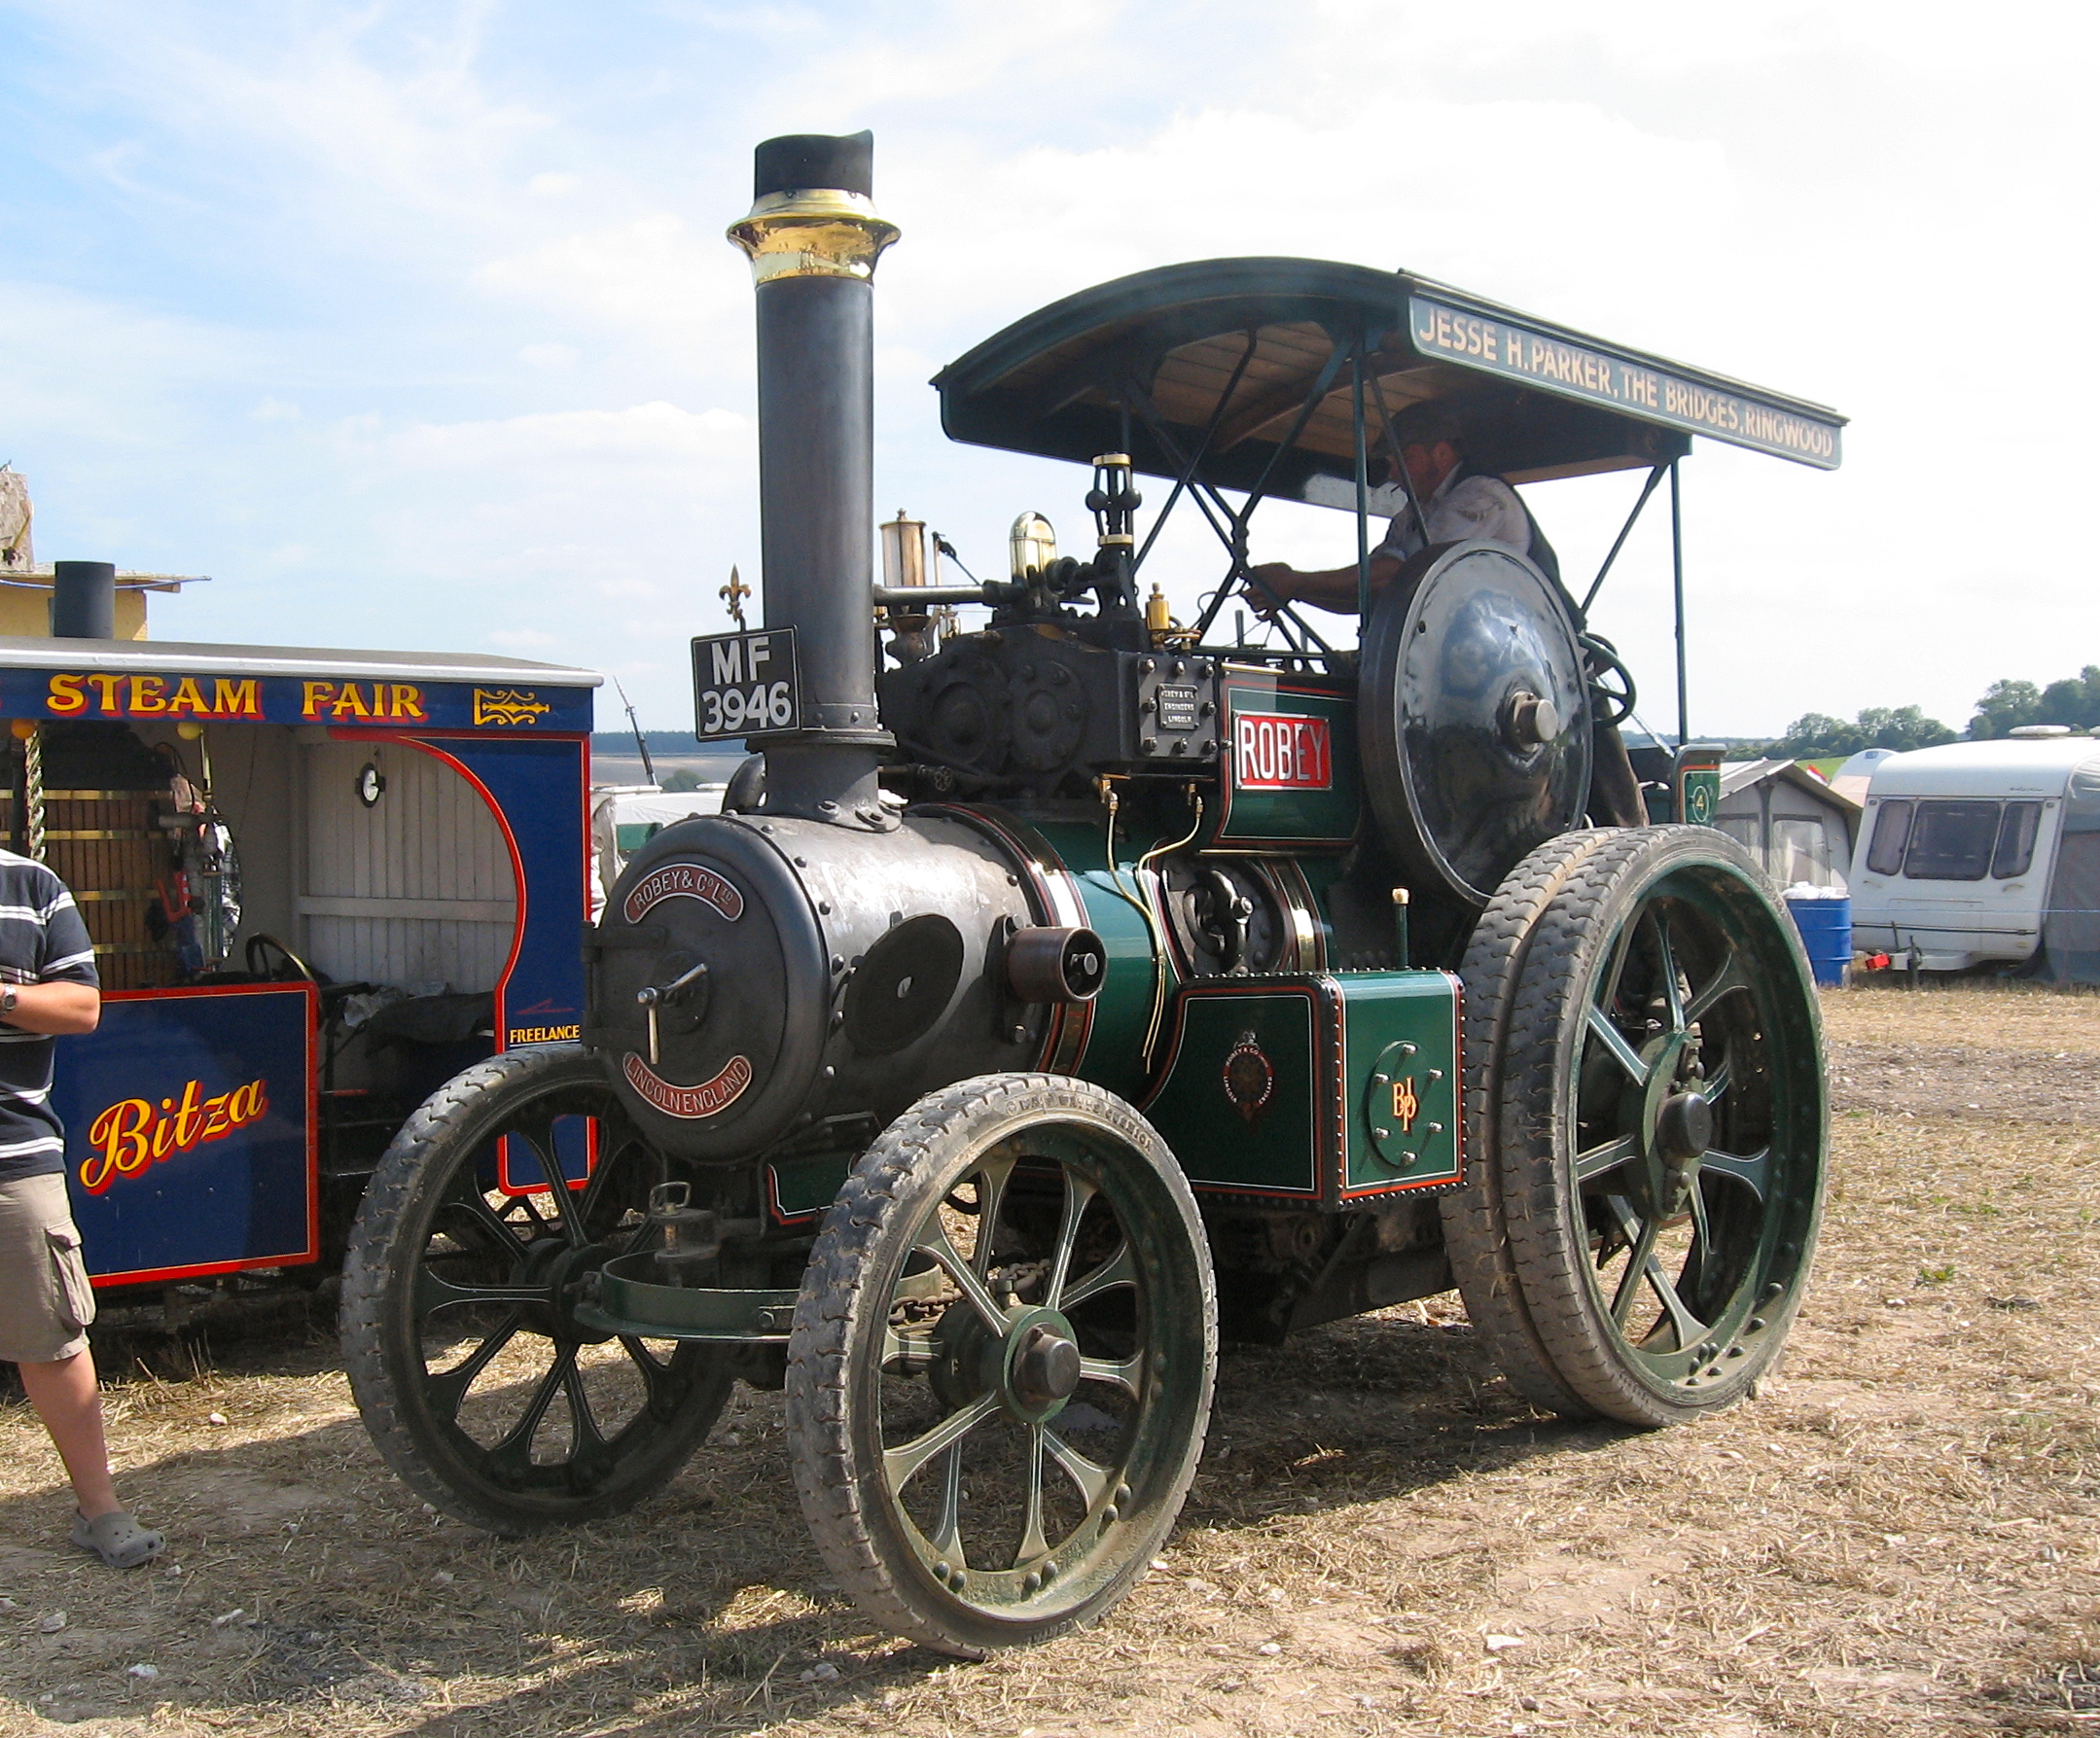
[70,1509,164,1569]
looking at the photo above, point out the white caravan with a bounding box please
[1850,733,2100,980]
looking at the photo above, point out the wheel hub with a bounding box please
[536,1239,619,1345]
[1011,1323,1082,1409]
[1654,1090,1713,1167]
[929,1301,1085,1425]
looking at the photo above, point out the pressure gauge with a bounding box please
[355,762,386,807]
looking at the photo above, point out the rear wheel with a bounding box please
[786,1074,1216,1656]
[341,1045,732,1533]
[1442,827,1827,1425]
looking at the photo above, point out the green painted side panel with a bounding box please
[1335,973,1462,1193]
[1142,987,1320,1196]
[766,1152,854,1221]
[1029,818,1168,1105]
[1210,671,1361,851]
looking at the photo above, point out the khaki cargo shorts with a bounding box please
[0,1173,95,1365]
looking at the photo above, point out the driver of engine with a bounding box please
[1247,410,1648,830]
[1247,411,1559,614]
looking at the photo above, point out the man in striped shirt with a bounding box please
[0,850,163,1568]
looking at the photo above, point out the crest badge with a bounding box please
[1222,1029,1275,1128]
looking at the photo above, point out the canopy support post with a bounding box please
[1580,462,1669,619]
[1670,459,1688,747]
[1351,345,1371,624]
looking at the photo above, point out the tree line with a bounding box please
[1766,664,2100,758]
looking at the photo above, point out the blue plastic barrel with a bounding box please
[1785,894,1853,987]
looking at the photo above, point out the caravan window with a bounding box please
[1903,800,2000,880]
[1866,800,1912,875]
[1991,801,2042,878]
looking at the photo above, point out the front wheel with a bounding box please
[1442,827,1828,1426]
[340,1045,733,1533]
[786,1075,1217,1657]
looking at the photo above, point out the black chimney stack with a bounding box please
[729,130,899,828]
[51,561,116,639]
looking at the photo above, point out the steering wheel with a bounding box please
[246,933,320,983]
[1581,632,1638,729]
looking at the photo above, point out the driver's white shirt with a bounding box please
[1372,469,1529,561]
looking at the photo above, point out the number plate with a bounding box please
[690,628,801,741]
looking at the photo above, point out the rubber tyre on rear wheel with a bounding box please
[1442,827,1828,1426]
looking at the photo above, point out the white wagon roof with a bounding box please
[1865,737,2100,799]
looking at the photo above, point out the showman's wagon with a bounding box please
[0,579,597,1295]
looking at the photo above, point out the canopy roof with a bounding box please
[935,259,1844,507]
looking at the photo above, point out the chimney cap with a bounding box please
[754,130,872,201]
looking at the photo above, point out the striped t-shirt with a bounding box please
[0,852,99,1182]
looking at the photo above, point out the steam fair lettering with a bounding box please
[41,672,428,722]
[1406,298,1839,467]
[81,1078,269,1194]
[1234,713,1334,791]
[623,863,744,925]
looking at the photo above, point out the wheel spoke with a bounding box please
[558,1357,612,1478]
[1697,1059,1733,1106]
[1653,909,1687,1032]
[1017,1426,1050,1566]
[442,1186,529,1259]
[615,1335,689,1412]
[914,1222,1013,1333]
[1059,1239,1136,1313]
[1573,1133,1637,1185]
[1607,1208,1659,1327]
[1595,910,1643,1015]
[415,1268,550,1316]
[574,1126,647,1245]
[1642,1258,1709,1351]
[1686,955,1749,1027]
[481,1345,574,1472]
[883,1391,1001,1491]
[1686,1176,1714,1256]
[1043,1170,1100,1304]
[1698,1146,1770,1201]
[516,1111,585,1245]
[1043,1426,1114,1507]
[1585,1005,1652,1085]
[880,1325,940,1375]
[1076,1353,1142,1398]
[926,1444,964,1561]
[967,1153,1019,1281]
[422,1310,521,1423]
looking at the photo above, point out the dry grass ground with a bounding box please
[0,982,2091,1737]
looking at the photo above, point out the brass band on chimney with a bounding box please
[728,188,898,284]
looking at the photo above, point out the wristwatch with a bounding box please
[0,986,18,1018]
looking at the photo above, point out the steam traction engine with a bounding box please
[341,132,1843,1656]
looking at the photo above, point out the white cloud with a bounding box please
[373,401,746,471]
[518,342,579,371]
[526,171,581,197]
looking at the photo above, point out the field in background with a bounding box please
[0,984,2091,1737]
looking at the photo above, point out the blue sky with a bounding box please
[2,0,2091,733]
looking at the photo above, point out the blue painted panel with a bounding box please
[53,986,316,1285]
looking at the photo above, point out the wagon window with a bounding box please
[1865,800,1912,875]
[1902,799,2000,881]
[1991,800,2042,878]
